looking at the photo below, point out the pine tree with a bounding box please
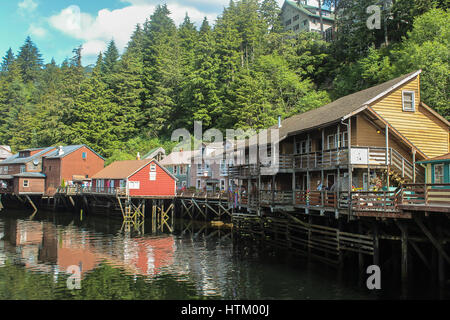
[179,18,221,129]
[102,40,120,75]
[16,36,43,83]
[1,48,15,73]
[142,4,181,137]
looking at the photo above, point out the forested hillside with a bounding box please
[0,0,448,163]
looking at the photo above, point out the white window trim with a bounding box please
[402,90,415,112]
[434,163,444,184]
[23,180,29,187]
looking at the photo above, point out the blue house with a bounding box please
[417,153,450,184]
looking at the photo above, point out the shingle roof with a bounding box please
[275,70,422,141]
[0,147,56,165]
[92,160,152,179]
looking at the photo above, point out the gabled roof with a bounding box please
[92,159,177,181]
[143,147,165,160]
[0,146,12,159]
[283,0,335,22]
[0,147,56,165]
[276,70,422,141]
[417,153,450,164]
[92,160,153,179]
[44,145,105,160]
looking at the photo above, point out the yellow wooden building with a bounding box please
[229,70,450,218]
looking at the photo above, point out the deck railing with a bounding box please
[228,146,424,182]
[351,190,400,213]
[57,186,127,196]
[400,183,450,206]
[294,148,349,169]
[260,190,293,205]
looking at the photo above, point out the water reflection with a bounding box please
[0,211,375,300]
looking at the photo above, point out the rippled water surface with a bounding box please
[0,209,434,300]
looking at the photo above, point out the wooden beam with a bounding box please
[413,215,450,265]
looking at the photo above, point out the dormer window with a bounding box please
[402,91,415,112]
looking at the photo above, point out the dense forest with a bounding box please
[0,0,448,163]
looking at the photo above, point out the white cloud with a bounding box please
[28,24,47,38]
[18,0,38,13]
[48,3,217,64]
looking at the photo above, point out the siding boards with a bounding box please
[371,77,449,158]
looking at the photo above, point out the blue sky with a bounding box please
[0,0,286,66]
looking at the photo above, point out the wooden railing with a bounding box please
[260,190,293,205]
[294,190,341,208]
[176,190,230,201]
[57,186,127,196]
[351,190,400,213]
[294,148,349,169]
[401,183,450,206]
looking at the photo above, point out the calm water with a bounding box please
[0,209,444,300]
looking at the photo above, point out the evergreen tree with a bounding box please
[142,4,181,137]
[1,48,15,73]
[102,40,120,75]
[16,36,43,83]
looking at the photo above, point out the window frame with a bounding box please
[23,180,29,188]
[434,163,444,184]
[402,90,415,112]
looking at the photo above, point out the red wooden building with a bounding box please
[42,145,105,196]
[91,159,177,197]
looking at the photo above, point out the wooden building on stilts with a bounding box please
[230,70,450,289]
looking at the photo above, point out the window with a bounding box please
[23,180,29,188]
[293,15,299,21]
[303,20,308,26]
[150,164,157,172]
[296,140,312,154]
[20,165,26,173]
[128,181,140,190]
[342,132,349,148]
[179,166,184,175]
[293,24,300,31]
[173,166,178,175]
[196,179,201,189]
[82,152,87,159]
[220,179,226,191]
[285,19,292,26]
[434,164,444,184]
[402,91,415,112]
[327,135,335,150]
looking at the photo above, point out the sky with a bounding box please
[0,0,287,66]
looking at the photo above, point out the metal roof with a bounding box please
[13,172,46,178]
[44,144,105,160]
[0,147,55,165]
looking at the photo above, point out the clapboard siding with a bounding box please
[355,115,412,162]
[129,161,176,197]
[370,76,449,158]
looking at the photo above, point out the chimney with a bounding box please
[58,146,64,156]
[137,152,141,160]
[278,116,282,128]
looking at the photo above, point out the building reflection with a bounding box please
[0,218,175,279]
